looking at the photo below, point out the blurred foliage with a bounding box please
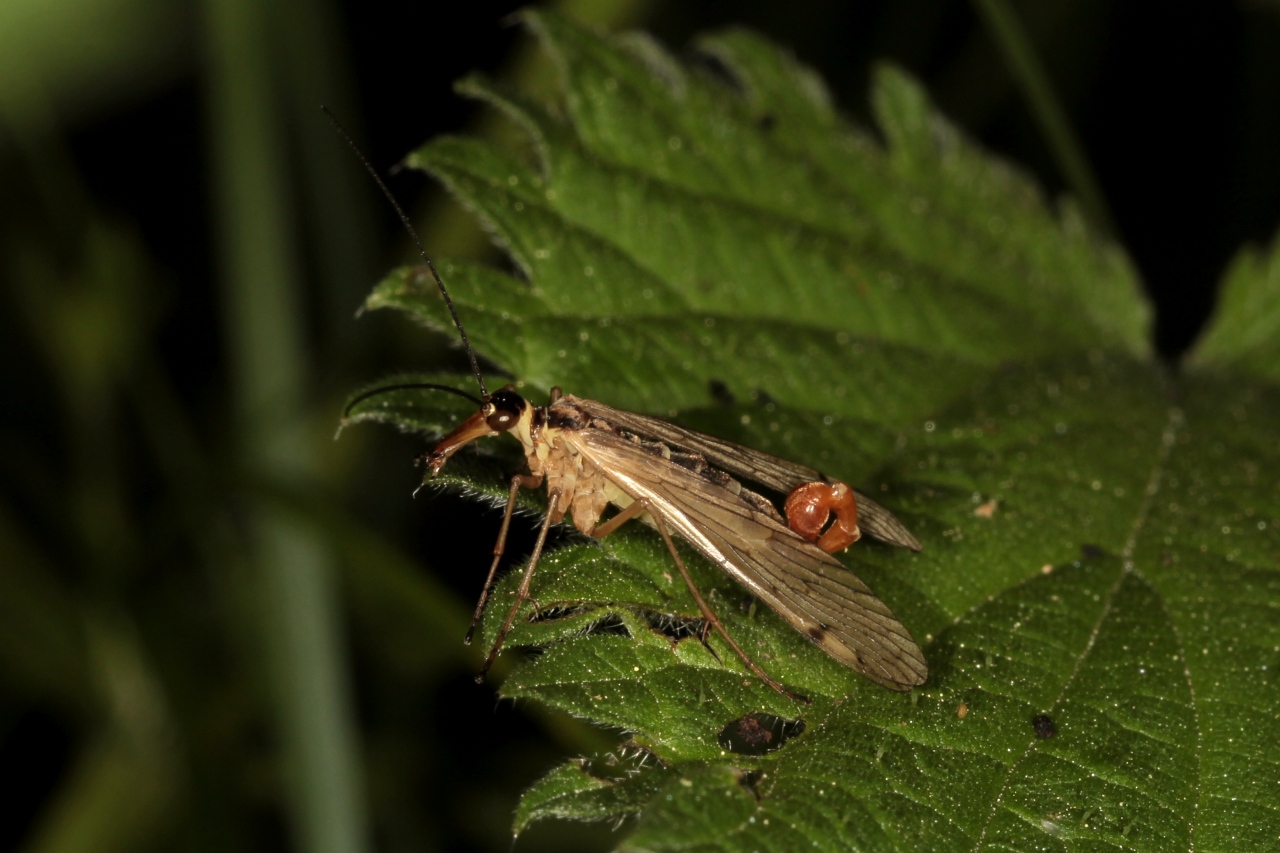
[1,2,1279,853]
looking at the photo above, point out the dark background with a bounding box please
[2,1,1278,851]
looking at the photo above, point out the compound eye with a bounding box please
[484,388,524,432]
[486,408,515,431]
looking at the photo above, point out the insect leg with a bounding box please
[693,619,724,666]
[477,488,561,683]
[646,506,811,704]
[587,499,646,539]
[465,473,544,645]
[591,502,724,659]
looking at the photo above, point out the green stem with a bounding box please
[973,0,1117,238]
[200,0,368,851]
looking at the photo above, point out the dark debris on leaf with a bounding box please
[707,378,735,406]
[717,712,806,756]
[737,769,765,801]
[1032,713,1057,739]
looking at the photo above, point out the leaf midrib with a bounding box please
[966,403,1201,852]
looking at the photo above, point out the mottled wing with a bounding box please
[563,426,927,690]
[847,491,923,553]
[565,396,826,490]
[565,396,922,551]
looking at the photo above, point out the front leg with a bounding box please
[464,472,544,645]
[477,488,561,682]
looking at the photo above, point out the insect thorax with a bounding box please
[531,421,614,535]
[537,398,786,534]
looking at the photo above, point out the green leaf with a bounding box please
[1189,225,1280,384]
[514,756,668,836]
[350,12,1279,851]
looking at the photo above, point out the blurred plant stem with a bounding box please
[201,0,368,852]
[272,0,377,362]
[3,121,184,851]
[972,0,1117,237]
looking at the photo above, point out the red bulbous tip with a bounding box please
[784,481,861,553]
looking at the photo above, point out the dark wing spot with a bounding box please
[637,439,671,459]
[807,625,826,642]
[671,451,708,474]
[701,468,732,488]
[740,488,784,522]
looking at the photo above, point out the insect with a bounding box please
[330,111,928,701]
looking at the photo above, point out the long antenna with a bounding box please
[343,382,484,418]
[322,106,488,398]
